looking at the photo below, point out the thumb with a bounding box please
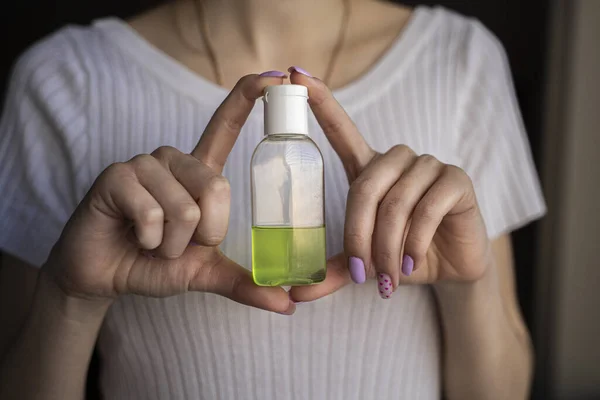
[189,250,295,315]
[288,253,352,302]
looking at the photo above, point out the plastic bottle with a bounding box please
[250,84,326,286]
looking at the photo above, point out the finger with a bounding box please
[344,145,416,282]
[188,250,295,314]
[153,147,230,246]
[403,165,473,274]
[130,154,201,259]
[192,74,286,173]
[373,154,444,289]
[288,254,351,302]
[289,71,375,178]
[97,163,164,249]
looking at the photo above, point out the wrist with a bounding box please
[432,255,498,302]
[432,244,496,292]
[431,256,505,347]
[37,267,112,324]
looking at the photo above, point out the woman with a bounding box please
[0,0,546,399]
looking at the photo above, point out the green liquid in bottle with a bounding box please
[252,226,326,286]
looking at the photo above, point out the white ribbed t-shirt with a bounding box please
[0,6,546,399]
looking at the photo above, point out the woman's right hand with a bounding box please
[43,74,294,315]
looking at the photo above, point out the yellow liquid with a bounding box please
[252,226,326,286]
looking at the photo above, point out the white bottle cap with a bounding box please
[263,84,309,136]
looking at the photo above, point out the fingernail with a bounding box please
[276,300,296,316]
[259,70,287,78]
[402,255,414,276]
[349,257,366,284]
[288,66,312,77]
[378,273,393,299]
[189,241,200,246]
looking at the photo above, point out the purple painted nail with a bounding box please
[288,66,312,77]
[349,257,366,284]
[402,255,414,276]
[259,70,287,78]
[378,273,393,299]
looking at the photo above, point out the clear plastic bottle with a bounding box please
[251,85,326,286]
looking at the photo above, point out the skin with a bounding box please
[0,1,533,399]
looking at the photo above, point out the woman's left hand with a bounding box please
[288,70,492,301]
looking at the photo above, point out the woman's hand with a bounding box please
[288,70,491,301]
[45,74,295,314]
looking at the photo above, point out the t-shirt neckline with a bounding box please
[92,6,441,111]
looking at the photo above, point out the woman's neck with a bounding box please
[198,0,351,61]
[130,0,411,88]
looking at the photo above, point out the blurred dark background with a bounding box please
[0,0,553,398]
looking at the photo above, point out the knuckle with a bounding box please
[349,176,378,198]
[200,234,226,247]
[320,118,346,136]
[219,113,244,135]
[444,164,464,178]
[170,153,202,177]
[344,231,369,251]
[376,248,396,266]
[379,196,407,220]
[139,206,164,225]
[151,145,179,161]
[92,163,134,205]
[390,144,415,159]
[129,154,156,170]
[446,164,473,185]
[417,153,440,166]
[206,175,231,197]
[398,174,418,194]
[102,162,134,183]
[173,203,201,224]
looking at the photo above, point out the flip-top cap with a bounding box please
[263,85,309,136]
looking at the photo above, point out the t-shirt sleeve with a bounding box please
[453,21,546,239]
[0,32,89,267]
